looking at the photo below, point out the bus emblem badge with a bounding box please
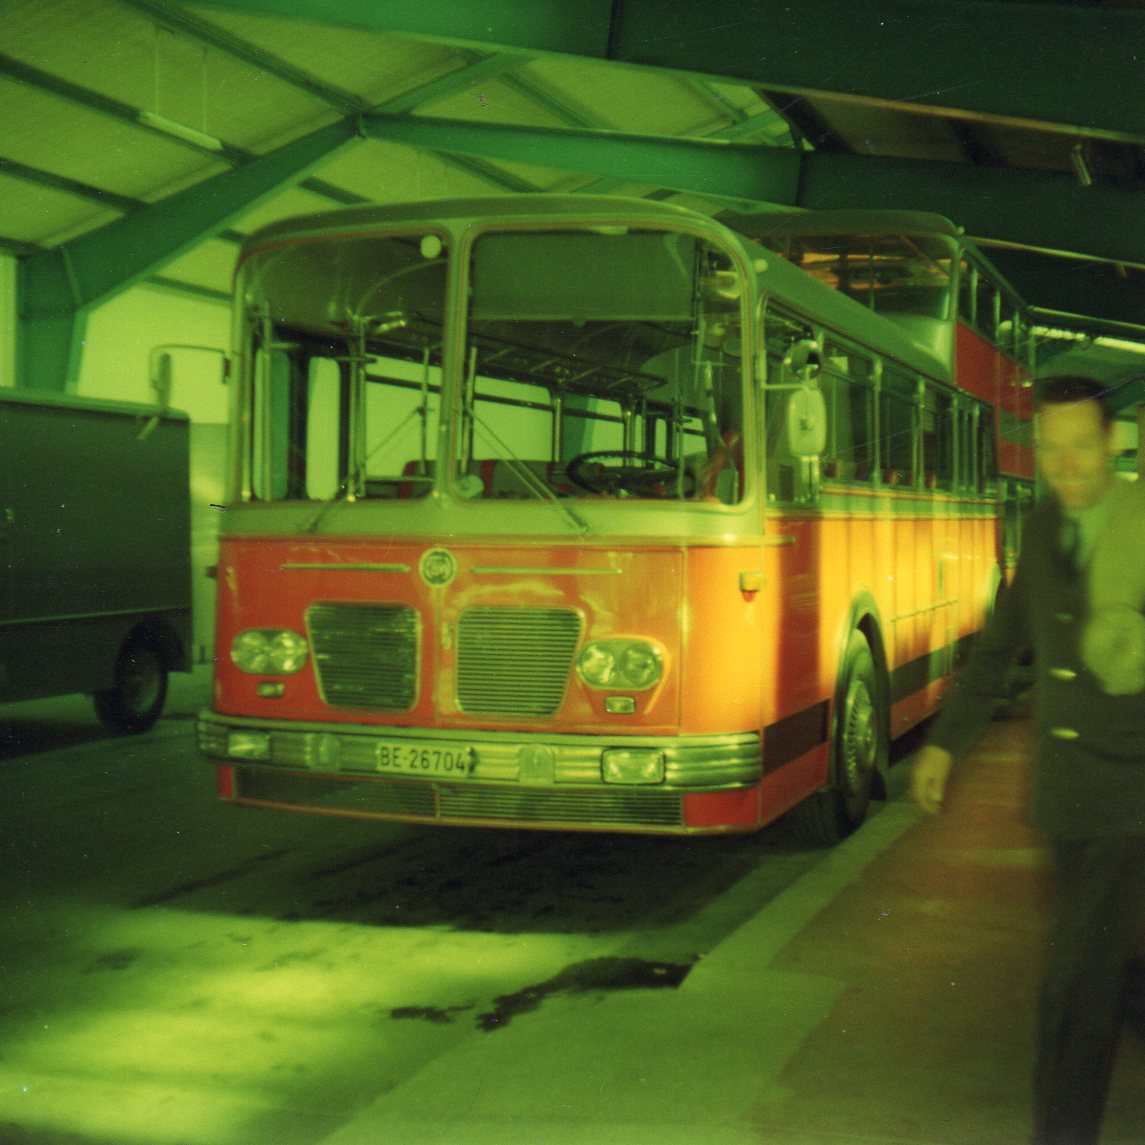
[420,547,458,588]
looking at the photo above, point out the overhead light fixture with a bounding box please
[1070,142,1093,188]
[138,109,224,152]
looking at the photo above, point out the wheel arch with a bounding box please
[123,615,190,673]
[835,589,890,800]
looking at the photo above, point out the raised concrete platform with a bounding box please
[321,714,1145,1145]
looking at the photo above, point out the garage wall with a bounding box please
[78,285,231,424]
[0,255,15,390]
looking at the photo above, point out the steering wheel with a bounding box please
[565,450,696,497]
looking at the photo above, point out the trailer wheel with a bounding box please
[788,631,885,845]
[94,639,168,734]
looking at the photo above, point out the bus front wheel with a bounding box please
[789,631,885,846]
[93,638,169,735]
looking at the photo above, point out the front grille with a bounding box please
[232,767,683,828]
[456,607,581,717]
[307,602,418,710]
[439,786,683,827]
[235,767,437,817]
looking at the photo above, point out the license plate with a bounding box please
[375,741,474,777]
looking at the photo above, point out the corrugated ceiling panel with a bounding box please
[419,76,573,129]
[0,172,119,245]
[802,98,967,163]
[3,0,339,157]
[192,7,469,110]
[158,238,240,294]
[0,76,229,202]
[308,141,502,205]
[233,186,362,236]
[515,58,733,137]
[3,0,158,110]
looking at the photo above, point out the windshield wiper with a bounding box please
[471,416,589,536]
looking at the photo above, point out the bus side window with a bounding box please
[762,307,816,504]
[958,259,975,328]
[921,387,955,491]
[879,369,918,487]
[975,274,998,341]
[957,403,976,494]
[978,405,999,496]
[821,341,874,483]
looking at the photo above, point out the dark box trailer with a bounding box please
[1,389,192,732]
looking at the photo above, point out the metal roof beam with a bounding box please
[359,113,1145,272]
[120,0,368,114]
[359,112,802,201]
[0,157,143,214]
[17,121,356,391]
[185,0,1145,143]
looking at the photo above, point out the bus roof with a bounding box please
[241,194,952,386]
[721,207,1029,308]
[242,193,713,251]
[719,208,962,243]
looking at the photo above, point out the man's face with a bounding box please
[1036,399,1117,512]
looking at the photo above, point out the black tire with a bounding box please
[93,639,169,734]
[788,631,885,846]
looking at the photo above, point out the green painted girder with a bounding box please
[360,112,803,201]
[360,113,1145,267]
[184,0,1145,143]
[18,120,357,391]
[0,157,143,214]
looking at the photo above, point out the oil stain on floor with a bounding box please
[390,955,696,1033]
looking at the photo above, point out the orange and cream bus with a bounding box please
[197,195,1005,842]
[725,209,1037,574]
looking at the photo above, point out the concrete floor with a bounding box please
[3,674,1144,1144]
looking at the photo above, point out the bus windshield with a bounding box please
[238,226,746,507]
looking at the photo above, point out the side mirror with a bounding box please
[139,343,226,440]
[783,338,821,382]
[151,351,173,414]
[786,386,828,459]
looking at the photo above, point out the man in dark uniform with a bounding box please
[912,375,1145,1145]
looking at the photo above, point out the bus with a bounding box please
[196,195,1004,842]
[723,209,1037,574]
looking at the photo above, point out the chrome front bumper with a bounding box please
[197,710,762,790]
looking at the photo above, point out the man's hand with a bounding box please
[911,745,954,814]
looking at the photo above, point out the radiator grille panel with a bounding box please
[235,768,436,817]
[457,607,581,717]
[307,602,418,711]
[439,786,683,826]
[232,767,683,828]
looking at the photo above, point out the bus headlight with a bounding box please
[577,640,663,691]
[231,629,309,675]
[619,644,661,689]
[577,643,617,687]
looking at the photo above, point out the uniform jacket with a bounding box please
[928,492,1145,839]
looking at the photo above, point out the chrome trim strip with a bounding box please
[198,711,761,789]
[470,567,622,576]
[281,562,410,572]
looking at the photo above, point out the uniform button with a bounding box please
[1050,727,1080,740]
[1050,667,1078,681]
